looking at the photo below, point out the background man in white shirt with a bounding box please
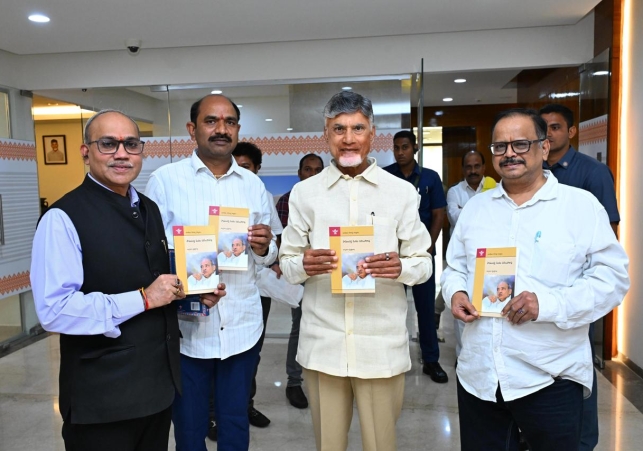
[146,94,277,451]
[441,108,629,451]
[280,91,432,451]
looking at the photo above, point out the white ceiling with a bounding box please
[1,0,599,55]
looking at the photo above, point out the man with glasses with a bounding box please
[146,94,277,451]
[30,109,227,450]
[441,108,629,451]
[280,91,432,450]
[539,103,620,450]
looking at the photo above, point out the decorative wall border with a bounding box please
[142,131,396,159]
[0,271,31,296]
[579,115,608,146]
[0,139,37,162]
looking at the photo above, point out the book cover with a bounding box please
[169,249,210,317]
[209,206,250,271]
[472,247,518,317]
[329,226,375,294]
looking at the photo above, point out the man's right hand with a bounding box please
[192,272,202,281]
[451,291,479,323]
[145,274,186,309]
[303,249,337,276]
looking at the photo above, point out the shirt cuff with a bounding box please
[112,290,146,321]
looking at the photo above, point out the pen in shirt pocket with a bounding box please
[534,231,541,243]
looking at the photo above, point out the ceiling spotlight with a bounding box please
[265,118,273,122]
[342,86,352,91]
[29,14,50,23]
[592,71,609,76]
[287,127,293,131]
[443,97,453,102]
[454,78,466,83]
[211,90,223,94]
[237,105,243,108]
[435,111,444,116]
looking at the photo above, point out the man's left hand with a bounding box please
[200,283,227,308]
[502,291,539,325]
[270,262,282,279]
[248,224,272,256]
[363,252,402,279]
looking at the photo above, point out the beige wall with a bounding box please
[35,120,85,204]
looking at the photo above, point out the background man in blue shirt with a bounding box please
[383,130,448,383]
[540,103,621,451]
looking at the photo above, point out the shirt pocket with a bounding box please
[372,216,399,254]
[530,238,576,286]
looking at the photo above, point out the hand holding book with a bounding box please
[248,224,272,256]
[451,291,480,323]
[363,252,402,279]
[303,249,338,276]
[501,291,539,325]
[200,283,227,309]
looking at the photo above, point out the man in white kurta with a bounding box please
[280,91,431,451]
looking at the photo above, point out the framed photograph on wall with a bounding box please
[43,135,67,165]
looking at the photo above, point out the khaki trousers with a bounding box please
[303,368,405,451]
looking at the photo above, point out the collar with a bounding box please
[190,149,243,178]
[493,170,558,205]
[326,157,379,188]
[87,173,139,207]
[545,146,576,170]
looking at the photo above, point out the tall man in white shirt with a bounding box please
[441,108,629,451]
[146,94,277,451]
[280,91,432,451]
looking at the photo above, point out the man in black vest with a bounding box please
[30,109,226,451]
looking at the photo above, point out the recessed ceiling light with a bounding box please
[237,105,243,108]
[265,118,273,122]
[210,90,223,94]
[287,127,293,131]
[593,71,609,76]
[435,111,444,116]
[443,97,453,102]
[342,86,352,91]
[29,14,50,23]
[454,78,466,83]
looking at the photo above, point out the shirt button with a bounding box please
[220,327,224,331]
[346,301,353,308]
[347,329,353,335]
[132,211,139,219]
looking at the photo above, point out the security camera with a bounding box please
[125,39,141,55]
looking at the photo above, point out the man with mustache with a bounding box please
[441,108,629,451]
[146,95,277,451]
[539,104,620,450]
[446,150,496,357]
[280,91,432,451]
[30,109,225,450]
[383,130,449,384]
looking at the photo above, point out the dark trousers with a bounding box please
[62,406,172,451]
[286,300,303,387]
[457,378,583,451]
[581,322,599,451]
[173,341,261,451]
[411,255,440,363]
[209,296,271,419]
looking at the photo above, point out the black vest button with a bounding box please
[153,271,160,277]
[166,334,171,341]
[145,241,150,248]
[132,211,139,219]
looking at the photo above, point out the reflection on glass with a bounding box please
[0,90,10,138]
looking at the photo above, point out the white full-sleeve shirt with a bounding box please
[279,158,432,379]
[146,151,277,359]
[441,171,629,401]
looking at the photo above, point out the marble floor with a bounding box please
[1,300,643,450]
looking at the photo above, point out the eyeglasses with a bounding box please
[86,138,145,155]
[329,124,370,136]
[488,139,544,156]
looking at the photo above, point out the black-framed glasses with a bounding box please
[87,138,145,155]
[488,139,544,156]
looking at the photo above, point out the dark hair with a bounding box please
[323,91,374,125]
[233,141,262,167]
[538,104,575,128]
[51,139,58,144]
[393,130,417,147]
[462,150,485,166]
[298,153,324,171]
[491,108,547,141]
[190,94,241,124]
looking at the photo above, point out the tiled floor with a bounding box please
[1,300,643,450]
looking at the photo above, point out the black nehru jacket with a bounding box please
[51,175,180,424]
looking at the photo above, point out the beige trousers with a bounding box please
[303,368,405,451]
